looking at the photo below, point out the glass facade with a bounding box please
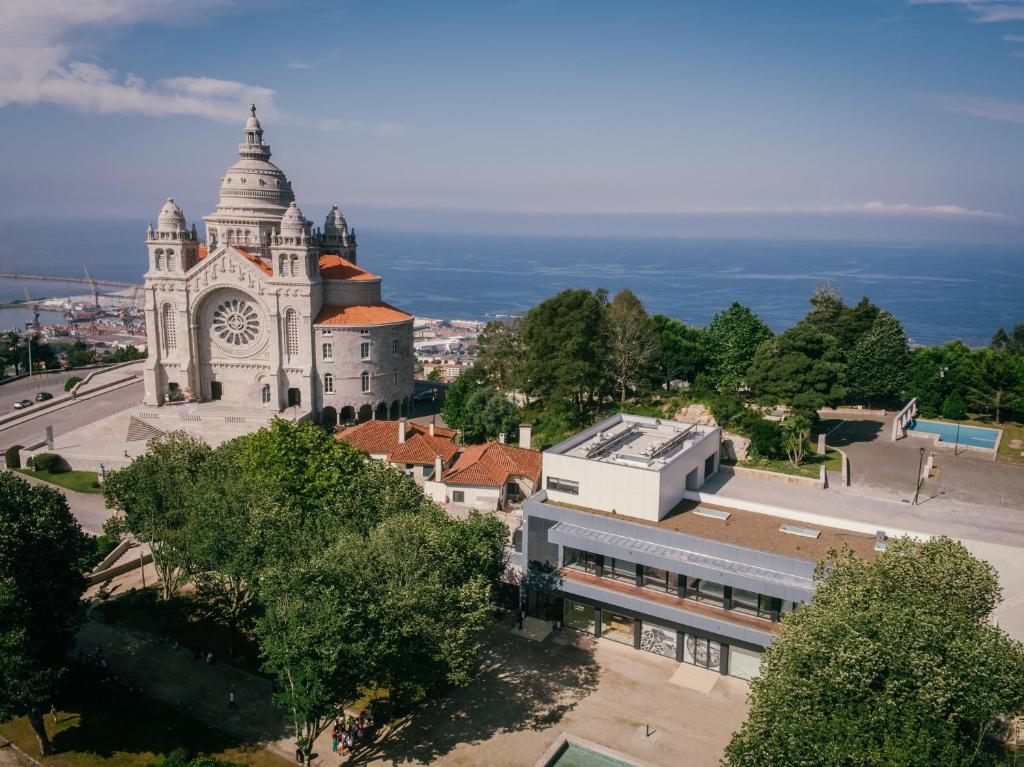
[685,577,725,607]
[731,588,774,619]
[606,557,637,583]
[642,566,680,594]
[563,599,596,634]
[600,610,635,645]
[683,634,722,672]
[563,547,599,574]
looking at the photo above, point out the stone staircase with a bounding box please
[126,415,166,443]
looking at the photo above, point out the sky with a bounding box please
[1,0,1023,242]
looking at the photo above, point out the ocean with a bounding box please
[1,219,1020,347]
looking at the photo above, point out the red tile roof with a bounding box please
[319,254,379,281]
[233,246,272,276]
[198,245,209,260]
[315,303,413,327]
[443,442,542,488]
[337,420,458,465]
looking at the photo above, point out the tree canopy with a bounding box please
[605,289,658,403]
[0,472,91,755]
[703,302,773,392]
[724,537,1024,767]
[847,310,911,405]
[747,321,847,411]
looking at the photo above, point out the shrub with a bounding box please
[941,392,968,421]
[64,376,82,392]
[4,444,23,469]
[31,452,66,473]
[748,419,784,459]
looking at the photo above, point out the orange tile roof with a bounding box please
[337,420,458,465]
[319,254,379,281]
[198,245,209,259]
[443,442,542,488]
[315,303,413,327]
[233,246,272,276]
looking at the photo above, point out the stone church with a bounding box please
[142,106,415,427]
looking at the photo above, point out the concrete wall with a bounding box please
[322,279,382,306]
[543,451,663,521]
[891,398,919,441]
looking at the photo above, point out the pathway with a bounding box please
[16,474,113,536]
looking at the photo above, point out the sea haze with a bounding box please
[0,220,1020,347]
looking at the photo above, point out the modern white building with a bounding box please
[142,106,415,427]
[521,413,879,680]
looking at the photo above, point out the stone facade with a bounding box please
[142,107,414,427]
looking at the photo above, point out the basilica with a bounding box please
[142,106,415,427]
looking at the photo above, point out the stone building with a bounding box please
[142,106,415,427]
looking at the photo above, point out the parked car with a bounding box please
[35,391,53,402]
[413,388,437,403]
[13,399,32,410]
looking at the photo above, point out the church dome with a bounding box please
[156,198,187,233]
[324,205,348,236]
[211,108,295,218]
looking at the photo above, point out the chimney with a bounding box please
[429,422,435,437]
[498,433,506,444]
[519,423,532,450]
[398,417,407,444]
[434,455,443,480]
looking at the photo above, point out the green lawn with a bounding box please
[15,468,102,494]
[739,447,843,480]
[0,664,289,767]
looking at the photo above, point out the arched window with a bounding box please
[290,255,299,277]
[161,304,177,353]
[261,383,271,404]
[154,248,163,270]
[166,250,175,271]
[324,372,334,394]
[285,309,300,360]
[243,229,251,243]
[361,371,370,393]
[393,370,398,386]
[279,255,287,276]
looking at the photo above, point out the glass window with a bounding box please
[642,566,679,593]
[729,646,762,681]
[361,371,370,392]
[161,304,176,352]
[323,373,334,394]
[321,329,332,337]
[683,634,722,671]
[261,383,271,404]
[606,557,637,583]
[600,610,634,646]
[686,577,725,607]
[322,343,333,361]
[563,599,595,634]
[393,370,398,386]
[563,547,599,574]
[546,476,579,495]
[392,338,399,356]
[360,341,370,359]
[452,490,465,503]
[732,589,774,619]
[285,310,299,359]
[640,621,677,659]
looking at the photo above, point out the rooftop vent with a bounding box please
[694,507,731,521]
[779,524,821,539]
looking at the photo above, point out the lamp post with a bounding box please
[913,446,926,505]
[25,331,33,377]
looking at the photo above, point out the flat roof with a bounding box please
[549,413,715,470]
[545,498,879,562]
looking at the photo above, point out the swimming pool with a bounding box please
[905,418,1001,450]
[545,743,637,767]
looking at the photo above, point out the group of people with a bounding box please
[331,708,373,756]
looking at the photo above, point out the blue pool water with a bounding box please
[906,418,1000,449]
[546,743,636,767]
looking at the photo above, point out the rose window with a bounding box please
[212,298,260,346]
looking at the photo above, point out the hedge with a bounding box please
[4,444,23,469]
[31,452,66,473]
[64,376,83,392]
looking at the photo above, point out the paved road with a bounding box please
[0,370,78,412]
[15,473,114,535]
[0,379,142,454]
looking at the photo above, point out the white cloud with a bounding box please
[0,0,277,122]
[918,92,1024,124]
[287,51,337,70]
[844,201,1004,218]
[907,0,1024,22]
[1005,33,1024,40]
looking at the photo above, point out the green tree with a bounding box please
[967,349,1022,424]
[426,367,443,382]
[102,432,212,600]
[703,302,773,392]
[747,322,846,410]
[256,535,370,767]
[0,472,91,755]
[361,509,507,701]
[941,392,968,420]
[476,319,524,390]
[724,537,1024,767]
[102,345,146,363]
[185,441,269,656]
[64,341,95,368]
[520,289,608,411]
[990,324,1024,355]
[0,331,23,376]
[18,334,59,373]
[803,282,845,333]
[781,413,811,468]
[458,387,521,444]
[605,289,658,403]
[336,459,439,538]
[441,364,488,433]
[832,296,881,353]
[647,314,705,389]
[847,310,910,406]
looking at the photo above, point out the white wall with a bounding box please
[543,452,663,521]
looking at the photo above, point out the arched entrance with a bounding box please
[389,400,400,419]
[357,404,373,422]
[340,406,355,423]
[321,406,337,429]
[375,402,388,420]
[288,388,301,407]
